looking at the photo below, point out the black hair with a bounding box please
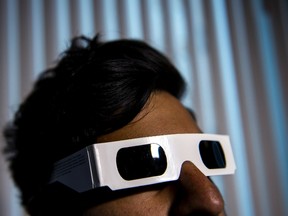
[3,34,185,215]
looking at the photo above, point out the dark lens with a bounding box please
[199,141,226,169]
[116,144,167,180]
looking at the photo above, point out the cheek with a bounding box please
[84,188,174,216]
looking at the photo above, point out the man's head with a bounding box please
[3,35,226,215]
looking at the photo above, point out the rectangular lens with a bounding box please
[199,141,226,169]
[116,144,167,180]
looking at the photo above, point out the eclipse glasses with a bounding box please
[50,133,236,193]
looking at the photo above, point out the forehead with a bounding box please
[97,91,201,143]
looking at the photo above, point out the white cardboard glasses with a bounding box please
[50,133,236,193]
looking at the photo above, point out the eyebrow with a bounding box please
[185,107,197,122]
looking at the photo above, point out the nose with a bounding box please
[169,161,225,216]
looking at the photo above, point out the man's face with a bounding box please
[84,91,225,216]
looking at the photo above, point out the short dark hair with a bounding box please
[3,34,185,215]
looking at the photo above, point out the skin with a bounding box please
[84,91,225,216]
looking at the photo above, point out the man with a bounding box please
[3,35,235,215]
